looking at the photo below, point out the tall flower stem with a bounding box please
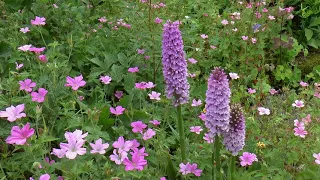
[177,105,186,161]
[212,143,215,180]
[214,136,222,180]
[228,156,236,180]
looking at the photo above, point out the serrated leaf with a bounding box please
[110,64,124,83]
[305,28,313,41]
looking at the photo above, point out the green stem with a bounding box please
[214,136,222,180]
[177,105,186,161]
[38,28,48,48]
[228,156,236,180]
[212,143,215,180]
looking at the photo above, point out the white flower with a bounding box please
[257,107,270,115]
[229,73,239,80]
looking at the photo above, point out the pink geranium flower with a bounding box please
[200,34,208,39]
[179,162,202,176]
[269,88,278,95]
[188,58,198,64]
[229,73,239,79]
[190,126,203,134]
[29,47,45,54]
[65,75,86,90]
[131,121,147,133]
[38,55,47,63]
[115,91,123,99]
[110,149,128,164]
[15,62,23,70]
[39,174,50,180]
[239,152,258,166]
[294,119,304,128]
[148,91,161,101]
[203,133,214,144]
[300,81,309,87]
[198,113,206,121]
[302,114,311,124]
[59,134,86,159]
[51,148,67,158]
[292,100,304,108]
[123,154,147,171]
[31,88,48,103]
[257,107,270,115]
[20,27,30,33]
[154,17,163,24]
[113,136,133,152]
[18,44,32,52]
[6,122,34,145]
[130,147,148,157]
[145,82,156,88]
[294,127,307,138]
[19,79,36,92]
[90,138,109,154]
[0,104,26,122]
[110,106,125,116]
[149,120,160,126]
[31,16,46,25]
[191,99,202,106]
[128,67,139,73]
[248,88,256,94]
[100,75,112,84]
[137,49,145,54]
[221,20,229,25]
[142,129,156,140]
[313,153,320,164]
[251,38,257,44]
[242,36,248,41]
[129,139,140,150]
[98,17,107,23]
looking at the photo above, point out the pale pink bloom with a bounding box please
[144,55,150,60]
[294,119,304,128]
[179,163,191,175]
[268,15,275,20]
[239,152,258,166]
[257,107,270,115]
[262,8,268,12]
[285,7,294,13]
[159,3,166,7]
[31,88,48,103]
[269,88,278,95]
[191,99,202,107]
[90,138,109,154]
[188,163,203,176]
[18,44,32,52]
[142,129,156,140]
[135,82,147,89]
[251,38,257,43]
[123,154,147,171]
[200,34,208,39]
[313,153,320,164]
[149,120,160,126]
[0,104,26,122]
[190,126,203,134]
[188,58,198,64]
[203,133,214,144]
[53,4,58,8]
[131,121,147,133]
[242,36,248,41]
[229,73,239,79]
[221,20,229,25]
[129,139,140,150]
[210,45,217,49]
[294,127,307,138]
[154,17,163,24]
[115,91,123,99]
[130,147,148,157]
[145,82,156,88]
[65,130,88,142]
[110,149,128,164]
[128,67,139,73]
[314,92,320,98]
[20,27,30,33]
[98,17,107,23]
[137,49,145,54]
[100,75,112,84]
[248,88,256,94]
[113,136,133,152]
[199,113,206,121]
[51,148,67,158]
[6,122,34,145]
[292,100,304,108]
[160,177,166,180]
[59,137,86,159]
[15,62,23,70]
[188,73,196,78]
[246,3,252,8]
[203,13,208,17]
[255,12,262,19]
[38,55,47,63]
[287,14,294,20]
[110,106,125,116]
[31,16,46,25]
[148,91,161,101]
[78,96,84,101]
[302,114,311,124]
[65,75,86,90]
[300,81,309,87]
[39,174,50,180]
[29,47,45,54]
[19,79,36,92]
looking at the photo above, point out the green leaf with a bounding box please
[0,42,12,58]
[305,28,313,41]
[166,153,177,180]
[308,38,320,49]
[98,106,115,130]
[110,64,124,83]
[309,17,320,27]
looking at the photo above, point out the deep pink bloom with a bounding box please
[31,88,48,103]
[294,127,308,138]
[18,44,32,52]
[110,149,128,164]
[313,153,320,164]
[294,119,304,128]
[137,49,145,54]
[115,91,123,99]
[144,55,150,60]
[128,67,139,73]
[31,16,46,25]
[262,8,268,12]
[269,88,278,95]
[239,152,258,166]
[90,138,109,154]
[300,81,309,87]
[191,99,202,106]
[190,126,203,134]
[135,82,148,89]
[39,174,50,180]
[29,47,45,54]
[160,177,166,180]
[113,136,133,152]
[148,91,161,101]
[154,17,163,24]
[302,114,311,124]
[123,154,147,171]
[142,129,156,140]
[145,82,156,88]
[19,79,36,92]
[0,104,26,122]
[20,27,30,33]
[292,100,304,108]
[100,75,112,84]
[6,123,34,145]
[131,121,147,133]
[248,88,256,94]
[65,75,86,90]
[179,162,202,176]
[110,106,125,116]
[149,120,160,126]
[130,147,148,157]
[38,55,47,63]
[255,12,262,19]
[129,139,140,150]
[198,113,206,121]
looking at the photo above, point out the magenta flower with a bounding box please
[198,113,206,121]
[65,75,86,90]
[203,133,214,144]
[142,128,156,140]
[294,119,305,128]
[292,100,304,108]
[160,177,166,180]
[302,114,311,124]
[239,152,258,166]
[269,88,278,95]
[110,149,128,164]
[242,36,248,41]
[294,127,308,138]
[110,106,125,116]
[59,135,86,159]
[149,120,161,126]
[19,79,36,92]
[300,81,309,87]
[137,49,145,54]
[29,47,45,54]
[191,99,202,106]
[313,153,320,164]
[129,139,140,150]
[65,129,88,141]
[39,174,50,180]
[135,82,148,89]
[257,107,270,115]
[179,162,202,176]
[18,44,32,52]
[221,20,229,25]
[6,122,34,145]
[144,55,150,60]
[115,91,123,99]
[31,88,48,103]
[145,82,156,88]
[38,55,47,63]
[31,16,46,25]
[262,8,268,12]
[131,121,147,133]
[113,136,133,152]
[98,17,107,23]
[154,17,163,24]
[100,75,112,84]
[148,91,161,101]
[90,138,109,154]
[248,88,256,94]
[251,38,257,44]
[51,148,67,158]
[123,154,147,171]
[20,27,30,33]
[0,104,26,122]
[130,147,148,157]
[15,62,23,70]
[190,126,203,134]
[188,58,198,64]
[128,67,139,73]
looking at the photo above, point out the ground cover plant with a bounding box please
[0,0,320,179]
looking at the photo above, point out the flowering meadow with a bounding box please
[1,0,320,179]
